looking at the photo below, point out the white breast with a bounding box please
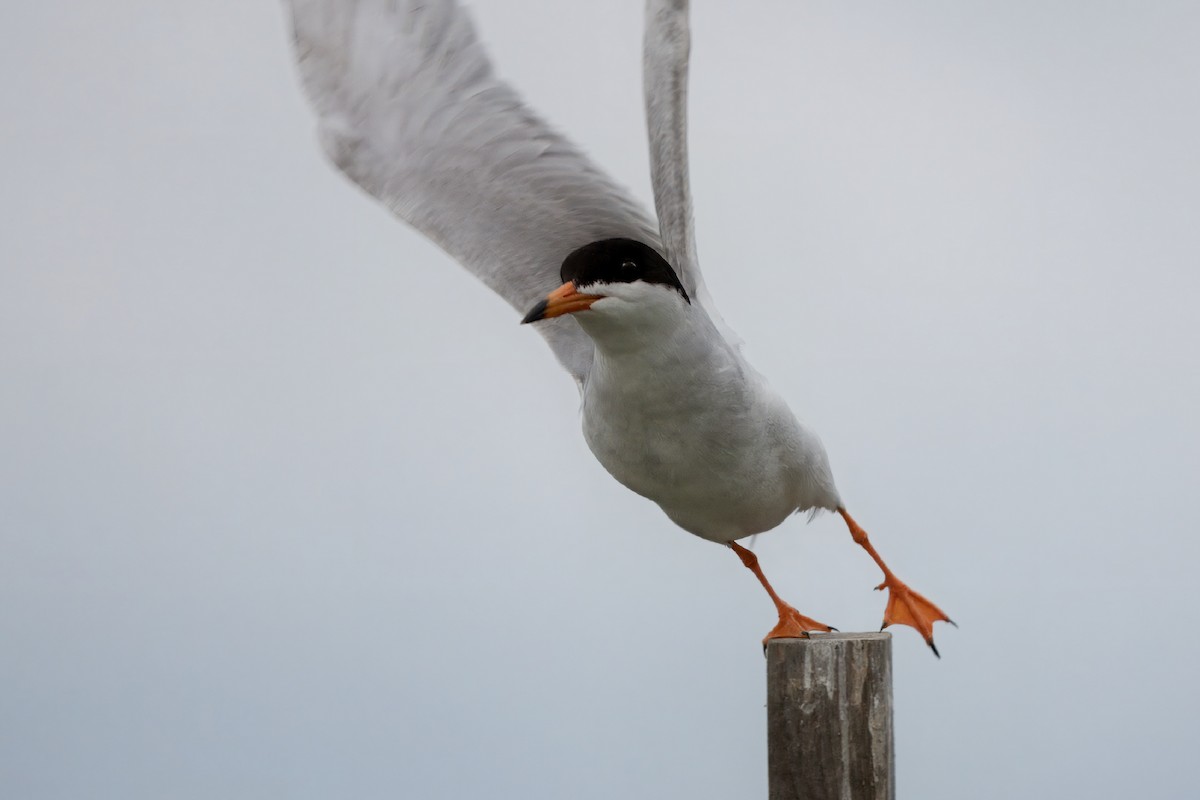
[577,297,840,543]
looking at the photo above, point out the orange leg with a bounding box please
[729,541,835,646]
[838,507,954,656]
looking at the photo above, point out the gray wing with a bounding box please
[643,0,738,345]
[287,0,661,385]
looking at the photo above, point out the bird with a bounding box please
[285,0,953,654]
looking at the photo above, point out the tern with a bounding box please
[286,0,953,653]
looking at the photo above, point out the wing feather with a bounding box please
[287,0,662,385]
[643,0,739,346]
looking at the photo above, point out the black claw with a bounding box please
[879,622,888,631]
[827,626,840,632]
[928,640,941,658]
[947,618,959,628]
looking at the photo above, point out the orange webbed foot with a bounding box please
[728,541,837,649]
[762,604,837,648]
[876,576,955,657]
[837,508,954,657]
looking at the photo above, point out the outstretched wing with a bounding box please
[287,0,661,385]
[643,0,738,346]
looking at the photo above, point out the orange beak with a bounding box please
[520,281,602,324]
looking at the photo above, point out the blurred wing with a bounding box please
[643,0,739,346]
[287,0,661,385]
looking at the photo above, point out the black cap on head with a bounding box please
[560,239,690,303]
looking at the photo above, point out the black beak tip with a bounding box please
[521,300,548,325]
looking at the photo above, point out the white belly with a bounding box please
[581,363,836,543]
[574,297,841,543]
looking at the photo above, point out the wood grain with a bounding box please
[766,633,894,800]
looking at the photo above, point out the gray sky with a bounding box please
[3,1,1199,798]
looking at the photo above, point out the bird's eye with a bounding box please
[621,260,637,270]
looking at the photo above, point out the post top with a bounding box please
[766,632,892,648]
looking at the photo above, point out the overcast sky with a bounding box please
[3,1,1199,798]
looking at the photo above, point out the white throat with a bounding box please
[573,280,704,358]
[570,280,841,541]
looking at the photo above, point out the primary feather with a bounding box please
[643,0,738,347]
[288,0,661,385]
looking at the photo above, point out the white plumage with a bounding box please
[286,0,952,652]
[574,279,840,542]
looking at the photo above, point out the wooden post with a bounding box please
[766,633,894,800]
